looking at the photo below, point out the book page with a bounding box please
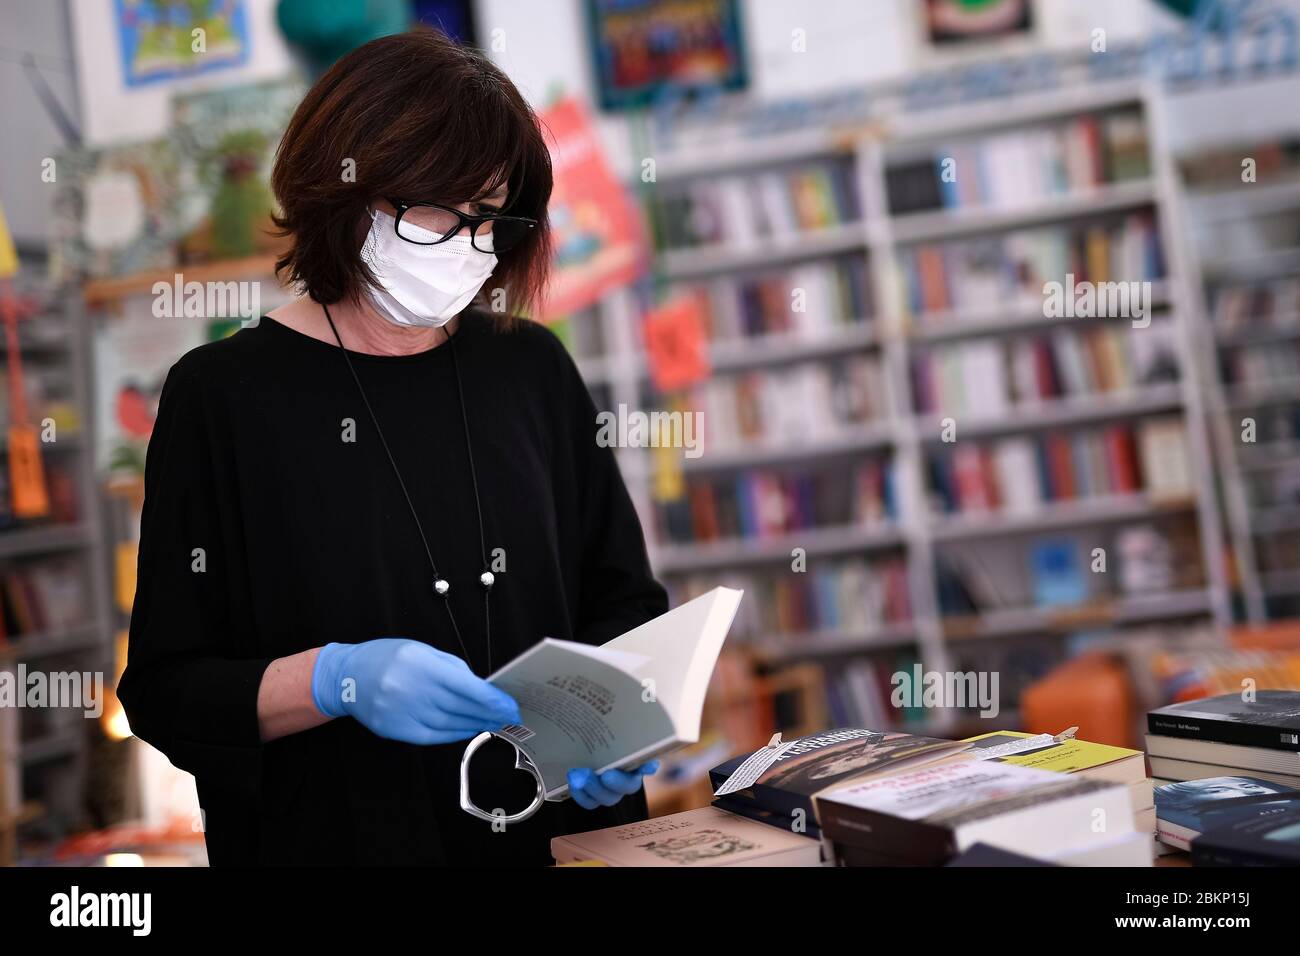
[489,639,676,797]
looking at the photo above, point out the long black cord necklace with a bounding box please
[321,303,494,675]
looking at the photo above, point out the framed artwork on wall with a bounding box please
[585,0,748,111]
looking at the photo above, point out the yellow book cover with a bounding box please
[962,730,1144,783]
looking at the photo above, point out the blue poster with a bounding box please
[114,0,251,88]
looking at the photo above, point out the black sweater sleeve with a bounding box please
[556,339,668,645]
[117,360,274,794]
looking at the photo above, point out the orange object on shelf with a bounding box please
[1019,651,1136,749]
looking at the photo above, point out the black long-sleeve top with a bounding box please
[117,311,667,865]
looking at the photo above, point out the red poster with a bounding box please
[537,97,645,319]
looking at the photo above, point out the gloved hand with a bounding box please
[566,761,659,810]
[312,639,520,745]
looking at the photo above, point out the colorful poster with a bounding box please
[585,0,748,111]
[172,77,306,261]
[114,0,251,87]
[537,97,645,320]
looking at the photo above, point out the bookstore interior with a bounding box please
[5,0,1300,880]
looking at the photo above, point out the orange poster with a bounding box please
[537,97,645,319]
[643,294,710,392]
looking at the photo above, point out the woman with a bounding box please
[118,29,667,865]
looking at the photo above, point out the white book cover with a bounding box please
[826,759,1066,820]
[994,438,1041,515]
[961,340,1009,418]
[488,587,743,798]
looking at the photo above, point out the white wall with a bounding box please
[69,0,297,146]
[0,0,80,245]
[476,0,1161,174]
[479,0,1160,107]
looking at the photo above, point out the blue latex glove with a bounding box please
[312,639,520,745]
[566,761,659,810]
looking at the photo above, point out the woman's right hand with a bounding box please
[311,639,520,745]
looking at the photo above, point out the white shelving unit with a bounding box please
[1179,151,1300,622]
[566,80,1231,731]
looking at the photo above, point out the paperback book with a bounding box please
[1147,691,1300,753]
[1154,776,1299,851]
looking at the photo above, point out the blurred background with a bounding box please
[3,0,1300,865]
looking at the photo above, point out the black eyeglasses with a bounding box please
[387,199,537,254]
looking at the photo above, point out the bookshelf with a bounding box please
[0,263,115,855]
[571,80,1233,733]
[1179,138,1300,622]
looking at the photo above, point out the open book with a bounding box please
[488,587,743,799]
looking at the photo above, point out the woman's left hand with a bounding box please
[566,761,659,810]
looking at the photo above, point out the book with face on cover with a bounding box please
[487,587,743,799]
[1155,776,1300,851]
[551,806,822,867]
[709,727,972,823]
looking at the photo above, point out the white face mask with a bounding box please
[359,208,498,328]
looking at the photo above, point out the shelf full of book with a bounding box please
[0,265,115,861]
[561,81,1232,735]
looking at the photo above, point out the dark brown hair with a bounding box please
[271,29,553,319]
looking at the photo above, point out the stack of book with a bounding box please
[962,730,1154,836]
[1147,691,1300,792]
[712,727,1149,865]
[1149,691,1300,864]
[819,761,1147,866]
[552,726,1157,866]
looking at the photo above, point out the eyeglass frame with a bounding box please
[385,198,538,253]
